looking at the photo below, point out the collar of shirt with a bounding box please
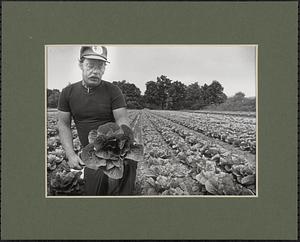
[81,80,102,93]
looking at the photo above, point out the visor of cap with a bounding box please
[83,55,110,63]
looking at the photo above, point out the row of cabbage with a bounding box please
[140,110,256,195]
[136,111,198,195]
[150,110,256,154]
[190,110,256,118]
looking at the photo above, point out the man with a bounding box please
[57,46,137,195]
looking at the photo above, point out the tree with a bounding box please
[184,82,202,109]
[204,92,255,112]
[233,92,246,101]
[167,81,186,110]
[206,80,227,105]
[156,75,172,109]
[47,89,52,98]
[200,83,209,107]
[112,80,143,109]
[143,76,173,110]
[143,81,160,109]
[183,81,226,109]
[47,89,60,108]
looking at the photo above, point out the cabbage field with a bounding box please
[47,109,256,196]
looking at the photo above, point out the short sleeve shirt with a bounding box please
[58,80,127,146]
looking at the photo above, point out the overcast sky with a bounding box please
[47,45,256,97]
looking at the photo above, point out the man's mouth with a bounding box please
[89,76,99,81]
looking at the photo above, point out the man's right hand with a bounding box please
[67,153,85,170]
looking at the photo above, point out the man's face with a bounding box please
[80,58,106,87]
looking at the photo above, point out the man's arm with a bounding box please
[113,107,131,128]
[57,111,84,169]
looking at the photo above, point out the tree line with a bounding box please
[204,92,256,112]
[112,75,227,110]
[47,75,255,111]
[47,89,60,108]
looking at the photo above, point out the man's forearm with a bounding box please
[115,117,131,129]
[58,123,76,158]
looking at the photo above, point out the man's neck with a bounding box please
[81,80,102,89]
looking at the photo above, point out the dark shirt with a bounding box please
[58,80,126,146]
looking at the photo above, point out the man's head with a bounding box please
[79,46,109,87]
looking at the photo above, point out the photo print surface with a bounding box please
[46,45,257,197]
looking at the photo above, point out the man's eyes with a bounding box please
[86,64,103,69]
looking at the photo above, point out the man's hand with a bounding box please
[121,124,134,143]
[67,153,85,170]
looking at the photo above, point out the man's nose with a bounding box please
[92,67,101,74]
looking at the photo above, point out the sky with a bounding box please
[47,45,256,97]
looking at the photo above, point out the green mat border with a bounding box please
[1,1,298,240]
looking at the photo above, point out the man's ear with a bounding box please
[78,62,83,70]
[101,64,106,73]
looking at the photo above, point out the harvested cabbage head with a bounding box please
[81,122,143,179]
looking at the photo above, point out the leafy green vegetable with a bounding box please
[81,144,107,169]
[125,144,144,162]
[88,129,98,144]
[95,150,119,160]
[97,122,122,136]
[103,162,124,179]
[50,169,85,195]
[204,178,218,194]
[81,123,144,179]
[241,174,255,185]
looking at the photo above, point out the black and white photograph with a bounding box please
[46,45,257,197]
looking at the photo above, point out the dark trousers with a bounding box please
[84,160,137,196]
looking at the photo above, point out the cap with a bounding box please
[80,46,110,63]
